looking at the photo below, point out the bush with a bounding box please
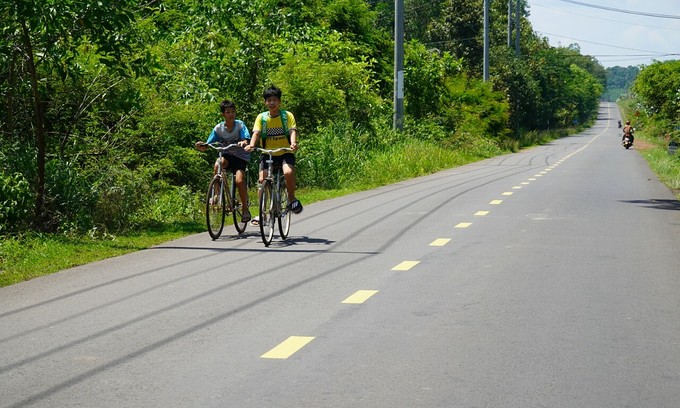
[44,160,98,232]
[0,172,32,234]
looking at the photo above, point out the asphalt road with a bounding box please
[2,102,680,407]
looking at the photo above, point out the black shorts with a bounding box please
[220,155,248,173]
[259,153,296,172]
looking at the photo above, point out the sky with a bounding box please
[526,0,680,68]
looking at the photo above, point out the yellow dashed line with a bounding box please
[430,238,451,246]
[392,261,420,271]
[528,178,537,181]
[342,290,379,304]
[512,186,522,189]
[490,200,503,205]
[475,211,489,216]
[521,182,530,185]
[502,192,513,196]
[455,222,472,228]
[261,336,315,359]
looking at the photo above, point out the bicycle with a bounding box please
[199,142,250,239]
[254,147,294,246]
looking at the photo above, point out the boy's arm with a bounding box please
[287,111,298,151]
[246,131,260,152]
[237,120,251,147]
[196,128,218,150]
[289,128,298,151]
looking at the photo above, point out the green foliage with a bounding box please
[43,160,97,232]
[403,41,462,120]
[0,172,32,234]
[270,48,386,131]
[632,60,680,121]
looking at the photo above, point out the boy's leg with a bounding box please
[283,163,296,202]
[283,163,303,214]
[235,169,251,221]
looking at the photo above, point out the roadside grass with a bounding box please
[0,225,203,287]
[636,133,680,198]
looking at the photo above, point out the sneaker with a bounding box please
[289,199,303,214]
[241,209,251,223]
[250,216,260,226]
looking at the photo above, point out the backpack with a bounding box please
[260,110,288,148]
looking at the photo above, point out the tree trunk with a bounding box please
[21,20,47,231]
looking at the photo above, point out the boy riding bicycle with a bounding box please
[246,85,303,225]
[195,99,252,222]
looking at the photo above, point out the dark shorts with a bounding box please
[259,153,296,172]
[220,155,248,173]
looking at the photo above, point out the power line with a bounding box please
[537,31,672,55]
[556,0,680,19]
[531,2,680,32]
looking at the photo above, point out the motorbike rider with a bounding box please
[622,120,634,145]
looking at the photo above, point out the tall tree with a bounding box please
[3,0,137,229]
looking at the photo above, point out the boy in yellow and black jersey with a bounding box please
[246,85,302,224]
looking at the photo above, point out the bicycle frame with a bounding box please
[255,147,293,246]
[201,142,249,238]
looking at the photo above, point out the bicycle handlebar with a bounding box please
[254,147,294,155]
[197,142,241,151]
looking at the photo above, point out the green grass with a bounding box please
[636,134,680,198]
[0,225,203,287]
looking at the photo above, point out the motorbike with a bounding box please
[622,134,633,149]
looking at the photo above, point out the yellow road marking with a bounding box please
[512,186,522,189]
[430,238,451,246]
[521,182,530,185]
[261,336,315,359]
[392,261,420,271]
[528,178,537,181]
[534,174,543,177]
[342,290,379,304]
[502,192,513,196]
[475,211,489,216]
[455,222,472,228]
[490,200,503,205]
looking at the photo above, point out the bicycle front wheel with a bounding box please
[231,173,247,235]
[206,177,226,240]
[277,177,291,239]
[259,181,275,246]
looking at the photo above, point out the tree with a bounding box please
[632,60,680,121]
[2,0,137,229]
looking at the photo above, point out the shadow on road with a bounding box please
[620,199,680,211]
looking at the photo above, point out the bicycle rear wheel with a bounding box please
[231,173,247,235]
[258,180,275,246]
[206,177,225,240]
[277,177,291,239]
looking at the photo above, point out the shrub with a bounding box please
[0,172,32,234]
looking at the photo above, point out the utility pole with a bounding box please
[393,0,404,130]
[507,0,512,48]
[515,0,521,56]
[483,0,489,81]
